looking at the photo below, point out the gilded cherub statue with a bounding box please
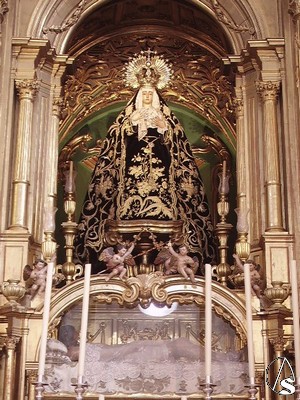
[23,259,48,299]
[154,241,198,283]
[232,254,273,309]
[99,242,135,281]
[23,258,65,302]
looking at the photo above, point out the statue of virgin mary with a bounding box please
[74,50,217,270]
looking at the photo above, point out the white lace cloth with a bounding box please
[44,339,249,395]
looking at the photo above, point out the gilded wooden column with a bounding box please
[26,369,38,400]
[47,97,63,208]
[260,318,272,400]
[2,336,19,400]
[0,337,6,400]
[270,334,286,399]
[233,95,246,211]
[256,81,284,232]
[9,79,39,230]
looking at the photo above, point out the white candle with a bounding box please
[290,260,300,384]
[98,395,105,400]
[65,160,74,193]
[244,263,255,385]
[37,262,54,383]
[77,263,91,384]
[222,160,227,186]
[205,263,212,384]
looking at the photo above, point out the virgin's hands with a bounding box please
[155,117,166,129]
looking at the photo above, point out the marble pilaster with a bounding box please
[9,79,39,230]
[256,80,283,232]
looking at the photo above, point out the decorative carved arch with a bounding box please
[27,0,266,54]
[46,275,248,345]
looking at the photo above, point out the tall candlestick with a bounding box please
[37,262,54,383]
[290,260,300,384]
[244,263,255,385]
[77,263,91,384]
[205,263,212,384]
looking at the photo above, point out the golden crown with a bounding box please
[124,49,173,89]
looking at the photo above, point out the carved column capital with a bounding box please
[232,98,244,117]
[15,79,40,100]
[0,335,6,350]
[52,97,64,118]
[256,81,281,102]
[2,335,20,350]
[0,0,8,24]
[289,0,300,21]
[26,368,38,383]
[270,335,286,352]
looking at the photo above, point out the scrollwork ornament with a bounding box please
[210,0,255,36]
[126,272,165,306]
[95,292,128,306]
[152,283,168,303]
[289,0,300,21]
[256,81,281,102]
[15,79,40,100]
[122,282,140,305]
[43,0,86,34]
[0,0,8,24]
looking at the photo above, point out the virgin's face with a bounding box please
[142,90,153,106]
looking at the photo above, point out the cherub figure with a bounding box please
[232,254,261,297]
[23,259,48,299]
[154,241,198,284]
[99,242,135,281]
[232,254,273,310]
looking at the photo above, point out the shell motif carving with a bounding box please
[126,272,166,306]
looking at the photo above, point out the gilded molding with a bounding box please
[48,316,62,339]
[15,79,40,100]
[0,0,8,24]
[192,134,231,163]
[214,304,246,345]
[256,81,281,102]
[209,0,255,35]
[49,276,248,350]
[43,0,87,34]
